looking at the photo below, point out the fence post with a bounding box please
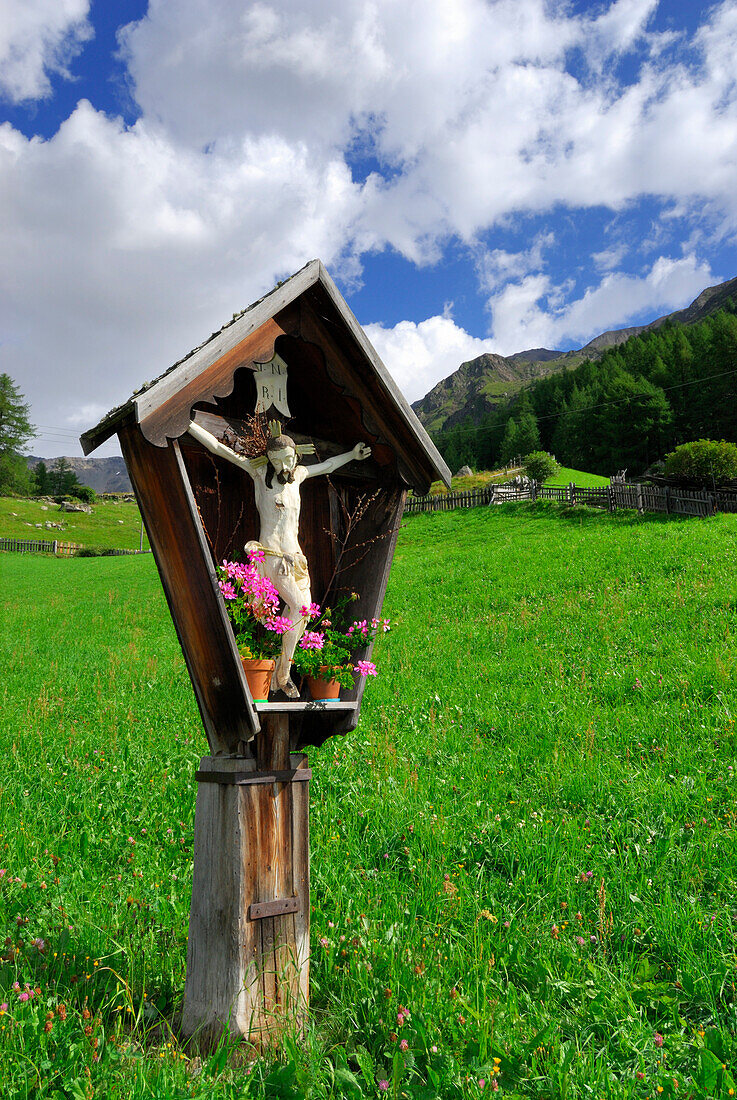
[636,483,644,515]
[607,486,614,513]
[664,486,671,515]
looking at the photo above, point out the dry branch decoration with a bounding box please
[322,481,394,600]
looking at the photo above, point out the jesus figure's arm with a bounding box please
[301,442,372,480]
[187,421,256,477]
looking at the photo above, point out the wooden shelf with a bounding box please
[255,700,356,713]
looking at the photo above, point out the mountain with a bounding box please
[26,455,132,494]
[412,274,737,433]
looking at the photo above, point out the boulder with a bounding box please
[60,501,92,514]
[455,465,473,478]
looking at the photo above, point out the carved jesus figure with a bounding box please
[188,420,371,697]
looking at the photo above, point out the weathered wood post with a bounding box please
[182,717,309,1047]
[80,260,450,1050]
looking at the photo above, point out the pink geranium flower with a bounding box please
[354,660,377,677]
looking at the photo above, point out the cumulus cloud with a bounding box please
[0,0,92,103]
[487,255,714,353]
[364,314,491,404]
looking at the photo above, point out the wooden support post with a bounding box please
[182,715,310,1050]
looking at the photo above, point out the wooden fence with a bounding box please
[405,481,737,518]
[403,487,495,513]
[0,537,150,557]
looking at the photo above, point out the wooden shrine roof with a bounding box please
[81,259,450,492]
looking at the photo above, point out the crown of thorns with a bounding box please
[249,419,315,469]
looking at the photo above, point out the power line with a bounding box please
[434,365,737,442]
[34,424,83,435]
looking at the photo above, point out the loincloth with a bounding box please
[247,541,309,585]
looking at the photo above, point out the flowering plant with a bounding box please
[290,593,390,688]
[217,551,293,660]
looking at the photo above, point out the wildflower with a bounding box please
[397,1012,405,1027]
[31,937,45,951]
[378,1082,389,1093]
[18,992,29,1002]
[479,1079,486,1090]
[575,936,586,947]
[354,660,378,677]
[0,1004,7,1014]
[490,1082,499,1092]
[319,937,329,948]
[400,1039,409,1051]
[636,1071,645,1079]
[654,1032,664,1048]
[431,1045,438,1053]
[551,925,559,939]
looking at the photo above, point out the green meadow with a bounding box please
[543,466,610,488]
[1,502,736,1098]
[0,497,149,551]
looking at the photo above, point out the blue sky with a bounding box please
[2,0,736,456]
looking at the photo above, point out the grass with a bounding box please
[425,465,608,495]
[0,496,149,551]
[1,503,737,1097]
[544,466,610,487]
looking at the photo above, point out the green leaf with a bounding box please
[697,1048,722,1091]
[353,1046,375,1090]
[79,830,88,859]
[392,1050,404,1091]
[705,1028,727,1060]
[334,1064,364,1097]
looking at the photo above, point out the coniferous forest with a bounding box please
[435,304,737,476]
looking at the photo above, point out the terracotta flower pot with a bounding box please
[241,657,275,701]
[305,668,343,701]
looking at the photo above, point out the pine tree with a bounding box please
[0,374,35,495]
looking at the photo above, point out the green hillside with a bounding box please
[544,465,609,487]
[0,495,149,550]
[414,273,737,438]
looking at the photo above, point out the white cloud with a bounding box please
[592,245,628,272]
[0,0,92,103]
[488,255,714,353]
[364,315,491,403]
[477,233,556,291]
[0,100,364,453]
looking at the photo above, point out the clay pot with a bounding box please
[241,657,275,701]
[305,668,342,701]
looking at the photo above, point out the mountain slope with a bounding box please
[26,456,132,494]
[412,274,737,432]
